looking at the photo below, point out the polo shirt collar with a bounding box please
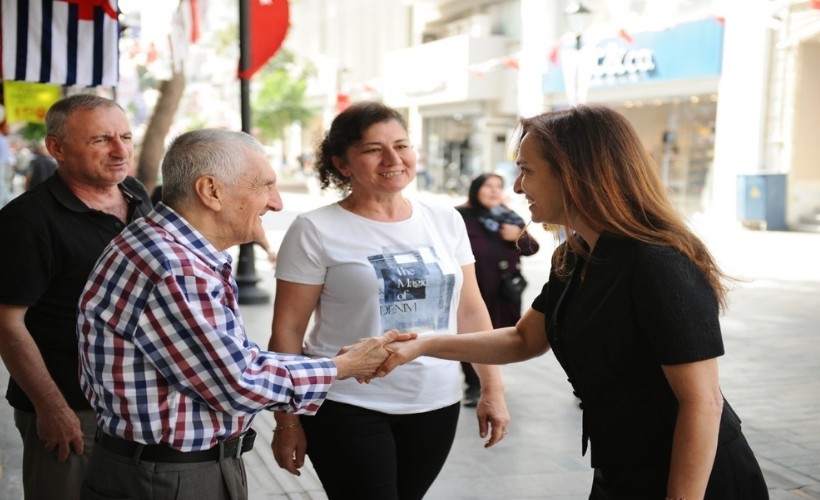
[45,171,147,213]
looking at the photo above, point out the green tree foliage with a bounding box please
[252,49,316,143]
[18,123,47,143]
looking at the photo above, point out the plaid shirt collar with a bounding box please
[150,202,233,272]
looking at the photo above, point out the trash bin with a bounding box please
[736,173,787,230]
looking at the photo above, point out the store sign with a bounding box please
[543,18,724,94]
[383,34,507,107]
[2,81,61,124]
[591,43,656,82]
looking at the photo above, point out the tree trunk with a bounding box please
[136,69,186,195]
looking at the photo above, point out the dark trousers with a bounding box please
[302,400,460,500]
[461,362,480,390]
[80,442,248,500]
[14,408,97,500]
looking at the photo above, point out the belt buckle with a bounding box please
[234,434,245,459]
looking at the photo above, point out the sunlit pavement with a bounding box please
[1,188,819,499]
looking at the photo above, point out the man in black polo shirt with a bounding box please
[0,94,152,500]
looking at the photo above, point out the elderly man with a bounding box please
[76,129,407,500]
[0,95,152,500]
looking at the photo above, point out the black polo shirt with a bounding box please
[0,173,152,412]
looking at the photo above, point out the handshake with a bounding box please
[330,329,422,381]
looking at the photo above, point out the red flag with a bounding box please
[502,55,519,70]
[811,0,820,9]
[548,40,560,65]
[239,0,289,79]
[617,28,633,43]
[189,0,201,43]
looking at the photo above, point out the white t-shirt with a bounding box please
[275,198,474,414]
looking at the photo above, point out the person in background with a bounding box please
[269,101,510,500]
[25,140,58,191]
[0,94,153,500]
[76,128,411,500]
[380,105,769,500]
[0,119,14,207]
[456,173,539,406]
[414,147,431,191]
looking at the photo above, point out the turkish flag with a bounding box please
[239,0,289,79]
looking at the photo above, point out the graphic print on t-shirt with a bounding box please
[368,247,455,333]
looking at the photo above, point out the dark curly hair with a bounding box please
[316,101,407,193]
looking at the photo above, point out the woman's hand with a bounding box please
[499,223,523,242]
[333,330,417,380]
[376,335,426,376]
[271,419,307,476]
[475,387,511,448]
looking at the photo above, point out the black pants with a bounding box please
[461,362,480,390]
[302,400,460,500]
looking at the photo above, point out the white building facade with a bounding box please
[285,0,820,229]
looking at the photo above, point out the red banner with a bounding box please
[239,0,289,79]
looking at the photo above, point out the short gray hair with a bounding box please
[160,129,266,208]
[45,94,123,139]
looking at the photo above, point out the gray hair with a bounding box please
[45,94,123,139]
[160,129,266,208]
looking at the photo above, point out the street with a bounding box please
[1,189,819,499]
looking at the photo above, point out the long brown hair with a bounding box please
[517,105,730,309]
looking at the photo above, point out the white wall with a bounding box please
[709,0,772,225]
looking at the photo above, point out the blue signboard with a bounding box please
[543,18,725,93]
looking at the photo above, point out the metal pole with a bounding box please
[235,0,270,304]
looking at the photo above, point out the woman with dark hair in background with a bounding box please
[456,173,539,405]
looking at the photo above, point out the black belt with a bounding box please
[98,428,256,463]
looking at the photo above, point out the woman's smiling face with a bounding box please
[333,119,416,195]
[513,132,565,225]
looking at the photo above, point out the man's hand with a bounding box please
[332,330,416,380]
[37,404,85,461]
[376,335,426,377]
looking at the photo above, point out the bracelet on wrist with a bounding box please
[273,423,303,432]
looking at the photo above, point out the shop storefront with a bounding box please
[383,34,519,194]
[543,18,725,216]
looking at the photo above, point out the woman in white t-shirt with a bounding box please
[268,102,510,500]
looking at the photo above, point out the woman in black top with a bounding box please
[381,105,768,499]
[457,174,539,405]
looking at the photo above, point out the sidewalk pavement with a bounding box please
[1,191,819,499]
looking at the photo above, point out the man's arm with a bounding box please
[0,304,85,461]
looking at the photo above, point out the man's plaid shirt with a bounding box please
[78,203,336,451]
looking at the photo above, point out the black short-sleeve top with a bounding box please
[532,233,725,472]
[0,173,152,411]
